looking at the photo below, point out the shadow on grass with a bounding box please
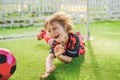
[44,55,85,80]
[87,41,103,80]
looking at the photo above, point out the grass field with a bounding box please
[0,21,120,80]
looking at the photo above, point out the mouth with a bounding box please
[54,35,59,39]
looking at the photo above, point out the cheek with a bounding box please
[60,30,65,34]
[59,27,66,34]
[60,30,67,36]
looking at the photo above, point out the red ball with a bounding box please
[0,48,16,80]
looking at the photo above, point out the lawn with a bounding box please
[0,21,120,80]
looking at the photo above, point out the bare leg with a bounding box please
[37,29,54,46]
[40,54,55,79]
[57,55,72,63]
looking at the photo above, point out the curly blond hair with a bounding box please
[44,12,73,33]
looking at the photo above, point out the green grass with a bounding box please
[0,21,120,80]
[0,26,42,36]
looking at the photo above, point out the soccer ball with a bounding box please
[0,48,16,80]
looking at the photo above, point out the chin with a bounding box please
[55,39,62,43]
[55,40,61,43]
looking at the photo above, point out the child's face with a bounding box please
[46,22,68,43]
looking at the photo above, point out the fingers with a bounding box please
[54,44,65,57]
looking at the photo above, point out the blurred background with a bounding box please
[0,0,120,39]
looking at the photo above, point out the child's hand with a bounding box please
[54,44,65,57]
